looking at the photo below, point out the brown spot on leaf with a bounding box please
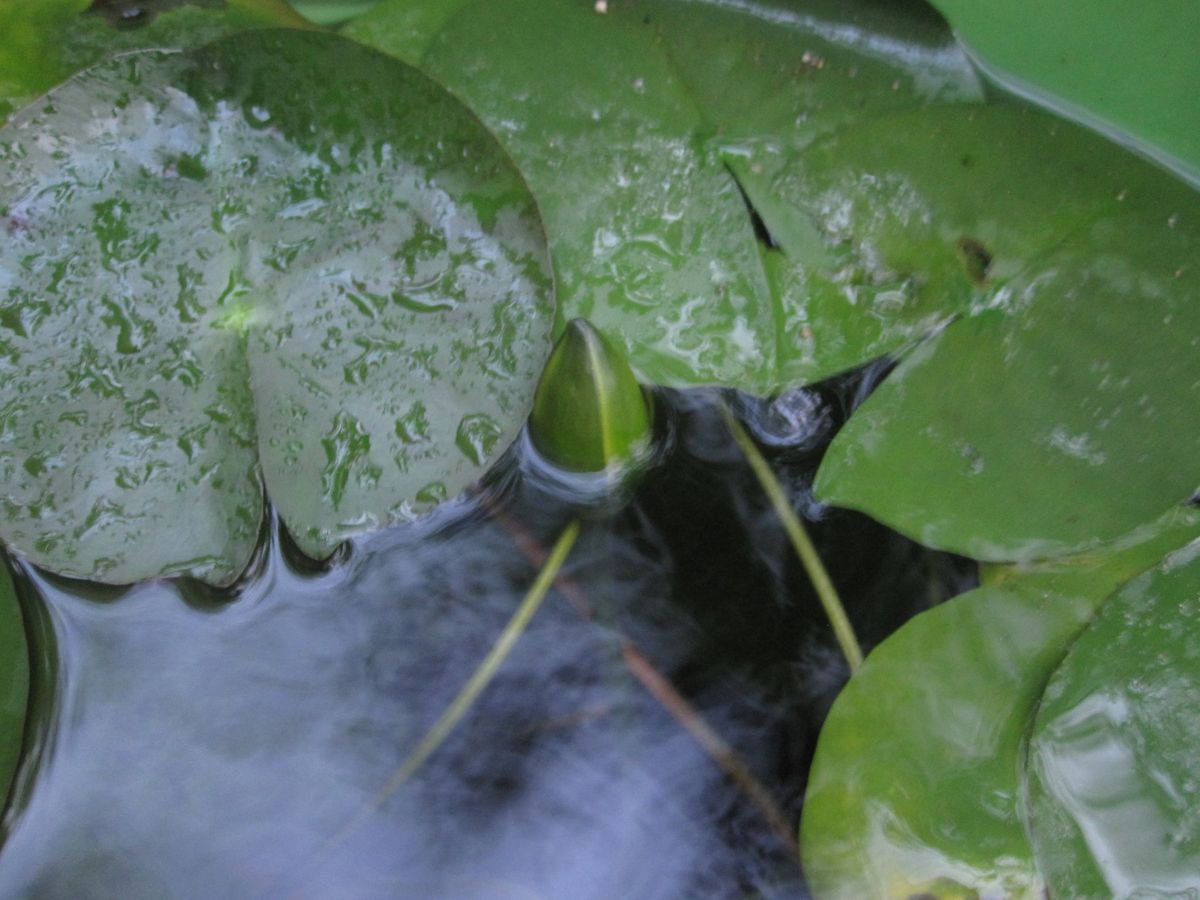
[956,237,992,286]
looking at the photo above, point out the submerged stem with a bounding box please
[283,519,581,897]
[481,490,799,860]
[719,404,864,674]
[378,518,581,797]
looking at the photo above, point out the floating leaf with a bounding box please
[347,0,982,391]
[409,0,776,392]
[759,103,1153,381]
[629,0,981,161]
[619,0,982,272]
[928,0,1200,187]
[620,0,983,385]
[0,30,554,584]
[801,506,1200,898]
[0,0,309,122]
[0,561,28,814]
[1026,538,1200,896]
[811,104,1200,560]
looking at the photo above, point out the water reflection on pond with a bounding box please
[0,387,974,899]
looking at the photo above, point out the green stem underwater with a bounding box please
[720,404,864,674]
[288,518,583,896]
[379,518,582,794]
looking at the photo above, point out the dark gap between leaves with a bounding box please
[727,165,780,251]
[86,0,224,30]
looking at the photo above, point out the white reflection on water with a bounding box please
[0,501,800,899]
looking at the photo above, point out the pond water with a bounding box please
[1,0,1197,895]
[0,377,973,899]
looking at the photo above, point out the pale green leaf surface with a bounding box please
[929,0,1200,188]
[0,0,309,123]
[801,506,1200,899]
[0,31,553,584]
[1026,539,1200,897]
[812,105,1200,560]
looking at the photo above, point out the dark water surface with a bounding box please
[0,382,974,899]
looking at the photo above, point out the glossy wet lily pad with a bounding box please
[0,30,554,584]
[0,0,308,123]
[800,506,1200,898]
[1026,538,1200,896]
[413,0,775,392]
[626,0,980,161]
[347,0,982,391]
[929,0,1200,187]
[812,104,1200,560]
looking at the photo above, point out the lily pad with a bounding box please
[929,0,1200,187]
[347,0,983,391]
[801,505,1200,899]
[403,0,777,392]
[0,0,309,123]
[615,0,983,384]
[0,30,554,584]
[756,102,1191,383]
[0,561,28,815]
[811,104,1200,560]
[626,0,981,159]
[615,0,982,277]
[1026,539,1200,896]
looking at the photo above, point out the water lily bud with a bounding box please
[528,318,652,473]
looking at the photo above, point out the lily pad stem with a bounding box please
[376,517,581,798]
[720,404,864,673]
[279,519,581,898]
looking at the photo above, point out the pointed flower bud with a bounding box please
[528,318,652,473]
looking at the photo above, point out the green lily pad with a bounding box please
[0,30,554,584]
[626,0,981,158]
[0,0,309,123]
[929,0,1200,188]
[811,104,1200,560]
[0,561,28,815]
[396,0,777,392]
[612,0,983,384]
[801,505,1200,899]
[757,102,1190,383]
[1026,538,1200,896]
[614,0,982,277]
[348,0,983,392]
